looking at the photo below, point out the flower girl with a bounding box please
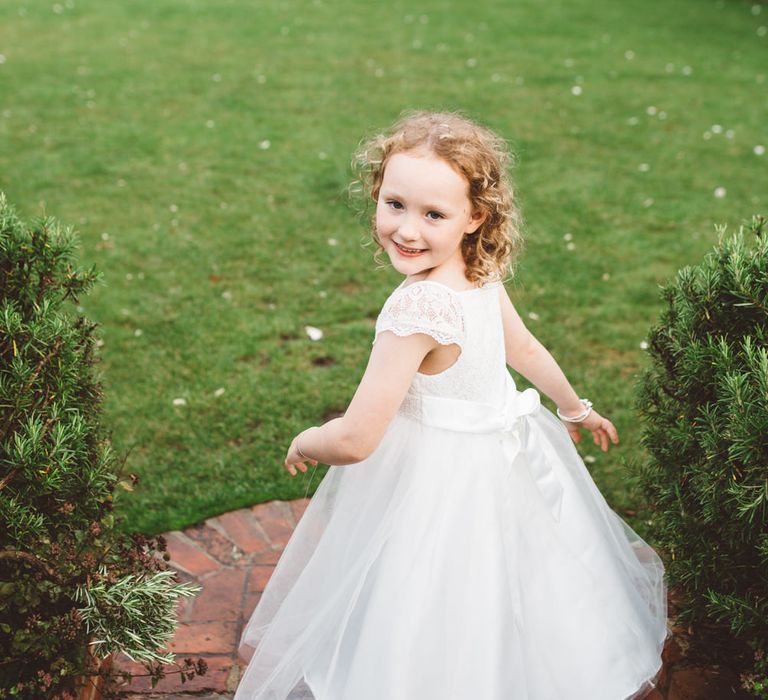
[235,111,670,700]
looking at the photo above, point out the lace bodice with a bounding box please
[373,279,509,420]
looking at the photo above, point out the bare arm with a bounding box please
[284,329,441,471]
[497,284,583,415]
[497,284,619,451]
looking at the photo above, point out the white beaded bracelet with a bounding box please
[556,399,593,423]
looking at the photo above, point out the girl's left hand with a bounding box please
[562,409,619,452]
[283,432,318,477]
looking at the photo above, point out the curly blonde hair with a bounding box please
[351,110,524,285]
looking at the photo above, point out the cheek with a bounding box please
[374,207,391,233]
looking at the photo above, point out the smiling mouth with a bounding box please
[394,241,427,255]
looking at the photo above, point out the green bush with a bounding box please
[635,215,768,697]
[0,193,202,699]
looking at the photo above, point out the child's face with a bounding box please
[375,150,485,280]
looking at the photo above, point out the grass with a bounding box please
[0,0,765,539]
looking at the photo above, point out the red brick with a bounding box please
[242,590,262,620]
[111,654,232,694]
[251,500,295,547]
[183,519,244,566]
[251,548,283,565]
[639,689,664,700]
[667,667,741,700]
[164,531,221,577]
[217,508,271,555]
[289,497,312,524]
[167,621,238,654]
[662,636,684,665]
[189,568,246,623]
[248,564,276,593]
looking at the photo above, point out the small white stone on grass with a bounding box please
[173,398,187,407]
[627,116,639,126]
[646,105,657,115]
[259,140,271,150]
[644,198,654,208]
[566,241,576,251]
[711,124,723,134]
[563,232,573,241]
[681,65,693,75]
[134,329,143,337]
[571,85,582,96]
[602,272,611,281]
[527,311,540,321]
[222,290,233,301]
[754,145,765,156]
[214,387,225,397]
[584,455,597,464]
[206,120,215,128]
[714,186,727,199]
[305,325,323,341]
[638,163,650,172]
[639,340,649,350]
[624,50,635,60]
[327,238,338,246]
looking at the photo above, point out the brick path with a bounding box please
[111,499,751,700]
[113,499,313,698]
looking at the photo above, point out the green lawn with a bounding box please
[0,0,765,538]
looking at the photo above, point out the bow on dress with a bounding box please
[415,373,565,523]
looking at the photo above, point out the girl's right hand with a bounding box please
[561,409,619,452]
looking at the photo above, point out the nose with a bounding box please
[398,214,420,242]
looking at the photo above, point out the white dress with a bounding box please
[236,278,671,700]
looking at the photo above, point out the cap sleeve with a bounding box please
[373,282,465,348]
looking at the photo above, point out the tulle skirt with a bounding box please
[236,386,670,700]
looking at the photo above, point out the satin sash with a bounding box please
[414,373,564,523]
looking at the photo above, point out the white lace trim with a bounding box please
[373,281,465,348]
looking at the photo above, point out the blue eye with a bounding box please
[387,200,404,210]
[426,211,443,221]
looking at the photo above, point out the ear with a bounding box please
[465,208,487,235]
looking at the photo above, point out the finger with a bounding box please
[608,422,620,444]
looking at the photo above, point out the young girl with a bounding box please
[236,111,670,700]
